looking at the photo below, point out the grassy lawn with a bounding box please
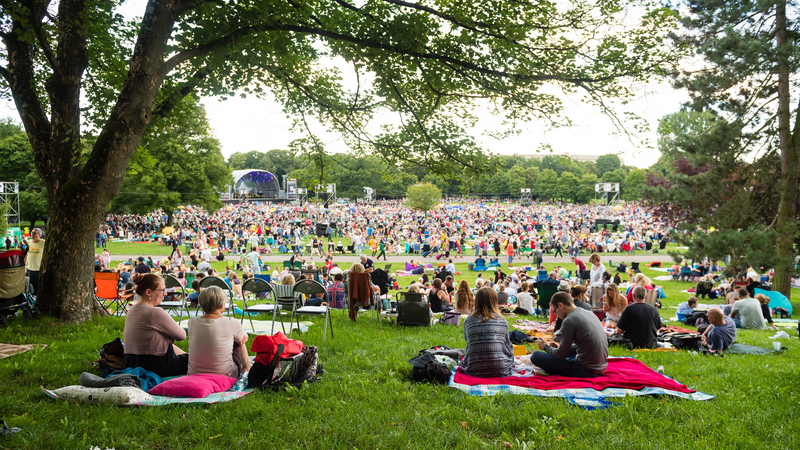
[1,264,798,449]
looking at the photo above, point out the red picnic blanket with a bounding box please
[453,357,695,393]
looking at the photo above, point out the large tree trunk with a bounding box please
[3,1,182,322]
[772,0,798,299]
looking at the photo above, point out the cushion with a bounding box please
[147,374,236,398]
[53,385,153,405]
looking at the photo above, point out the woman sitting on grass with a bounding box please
[188,286,251,378]
[602,283,627,329]
[453,280,475,315]
[123,273,188,377]
[461,288,513,378]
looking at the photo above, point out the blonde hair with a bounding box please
[350,263,365,273]
[604,283,627,310]
[634,273,653,288]
[408,285,420,294]
[755,293,770,305]
[280,274,295,285]
[475,278,485,289]
[588,253,600,264]
[198,286,226,314]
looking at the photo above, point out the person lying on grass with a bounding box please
[461,288,513,378]
[532,292,608,378]
[123,273,188,377]
[188,286,251,378]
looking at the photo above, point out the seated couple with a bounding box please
[123,273,251,379]
[460,289,608,379]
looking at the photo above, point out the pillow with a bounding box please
[52,385,153,405]
[148,374,236,398]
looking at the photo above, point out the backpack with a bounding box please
[607,336,634,350]
[93,337,125,377]
[409,354,452,384]
[248,344,322,390]
[684,310,708,326]
[670,334,702,351]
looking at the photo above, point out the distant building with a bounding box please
[513,152,625,166]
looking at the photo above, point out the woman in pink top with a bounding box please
[122,273,188,377]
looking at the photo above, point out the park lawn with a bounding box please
[2,263,799,449]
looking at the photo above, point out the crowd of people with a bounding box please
[100,199,671,265]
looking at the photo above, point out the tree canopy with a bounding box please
[406,182,442,211]
[0,0,679,321]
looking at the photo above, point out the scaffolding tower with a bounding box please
[520,188,531,205]
[594,182,620,206]
[0,182,21,229]
[363,187,375,203]
[296,188,307,204]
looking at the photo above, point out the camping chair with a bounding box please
[590,285,605,308]
[254,274,271,284]
[198,276,236,318]
[631,262,641,273]
[680,267,692,281]
[695,280,714,299]
[185,272,196,288]
[241,278,282,334]
[94,272,127,316]
[396,292,431,326]
[384,264,392,272]
[348,272,379,320]
[536,285,558,316]
[413,243,421,254]
[158,274,189,324]
[292,279,333,341]
[293,261,303,270]
[644,289,658,307]
[283,260,292,269]
[537,270,548,282]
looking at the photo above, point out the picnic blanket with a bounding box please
[723,343,784,355]
[0,343,46,359]
[449,357,713,408]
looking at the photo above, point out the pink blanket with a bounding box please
[453,357,695,393]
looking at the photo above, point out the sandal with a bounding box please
[0,420,21,436]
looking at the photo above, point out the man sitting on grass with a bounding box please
[701,307,736,352]
[615,286,663,349]
[532,292,608,377]
[730,288,767,329]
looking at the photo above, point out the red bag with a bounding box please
[250,332,304,365]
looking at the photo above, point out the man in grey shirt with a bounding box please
[531,292,608,377]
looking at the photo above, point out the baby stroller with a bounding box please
[0,250,39,327]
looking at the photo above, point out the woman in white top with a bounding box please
[588,253,606,286]
[188,286,251,378]
[516,281,535,315]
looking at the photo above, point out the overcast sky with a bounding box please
[0,1,687,169]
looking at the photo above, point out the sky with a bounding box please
[0,1,688,170]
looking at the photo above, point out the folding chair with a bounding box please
[273,283,300,335]
[94,272,127,316]
[348,272,379,320]
[293,279,333,341]
[536,285,558,316]
[283,260,292,269]
[158,274,189,324]
[680,267,692,281]
[293,261,303,270]
[396,291,431,326]
[241,278,282,334]
[199,276,236,318]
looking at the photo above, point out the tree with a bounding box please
[0,0,679,322]
[574,172,599,203]
[534,169,559,199]
[656,0,800,297]
[0,120,49,227]
[406,183,442,211]
[227,151,266,171]
[622,168,647,200]
[596,154,622,175]
[556,171,579,201]
[110,96,231,225]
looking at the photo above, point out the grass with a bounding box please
[2,264,799,449]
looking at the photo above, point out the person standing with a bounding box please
[23,228,45,296]
[246,247,262,275]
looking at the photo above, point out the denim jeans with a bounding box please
[531,351,602,378]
